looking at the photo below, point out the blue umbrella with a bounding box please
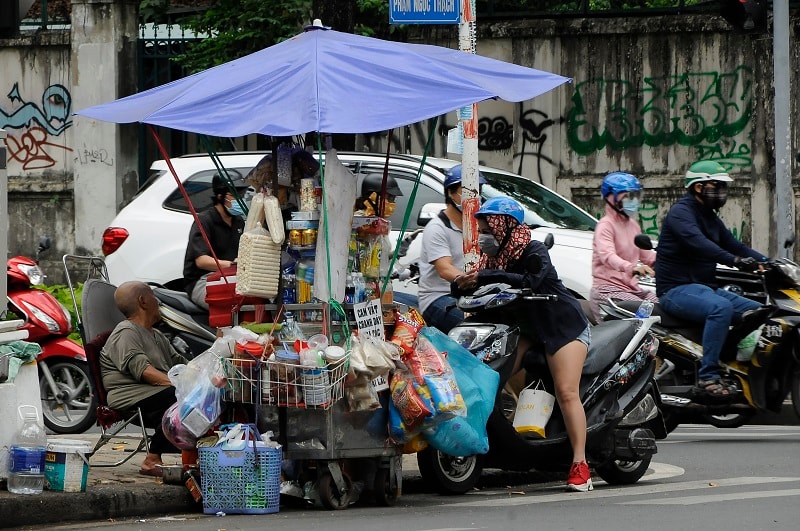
[76,24,570,136]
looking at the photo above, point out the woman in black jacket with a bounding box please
[453,196,592,492]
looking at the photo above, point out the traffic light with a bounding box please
[720,0,768,33]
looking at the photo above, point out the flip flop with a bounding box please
[138,466,164,478]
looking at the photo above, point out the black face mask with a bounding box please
[700,184,728,209]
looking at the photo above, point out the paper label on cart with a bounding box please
[354,299,384,340]
[370,374,389,391]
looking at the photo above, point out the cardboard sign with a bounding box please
[354,299,384,340]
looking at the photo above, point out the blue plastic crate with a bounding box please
[199,439,281,515]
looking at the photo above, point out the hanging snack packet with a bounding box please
[389,309,424,356]
[389,371,433,430]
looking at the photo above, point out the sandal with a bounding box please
[695,379,733,400]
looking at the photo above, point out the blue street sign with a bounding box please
[389,0,460,25]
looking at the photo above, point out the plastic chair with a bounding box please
[83,331,150,467]
[61,255,150,467]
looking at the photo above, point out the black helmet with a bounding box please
[212,174,248,197]
[361,173,403,198]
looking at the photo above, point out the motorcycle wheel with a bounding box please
[39,359,98,434]
[416,447,483,495]
[791,369,800,419]
[595,456,651,485]
[701,413,753,429]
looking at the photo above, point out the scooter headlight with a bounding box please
[777,260,800,285]
[448,325,496,350]
[18,263,44,286]
[20,300,61,333]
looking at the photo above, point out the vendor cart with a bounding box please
[221,303,403,509]
[75,19,569,513]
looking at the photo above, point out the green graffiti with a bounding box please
[694,138,752,170]
[729,220,747,242]
[639,200,660,238]
[567,67,753,156]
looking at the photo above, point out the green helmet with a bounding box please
[684,160,734,188]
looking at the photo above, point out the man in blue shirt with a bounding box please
[655,160,766,400]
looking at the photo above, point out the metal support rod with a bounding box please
[773,0,794,256]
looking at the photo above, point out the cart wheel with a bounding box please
[373,467,398,507]
[318,473,352,510]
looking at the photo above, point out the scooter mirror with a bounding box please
[38,235,51,253]
[634,234,653,251]
[417,203,444,227]
[543,233,554,250]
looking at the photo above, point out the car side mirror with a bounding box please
[543,233,554,250]
[634,234,654,250]
[417,203,445,227]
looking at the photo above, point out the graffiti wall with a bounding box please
[0,43,73,177]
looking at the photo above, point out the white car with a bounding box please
[101,152,598,299]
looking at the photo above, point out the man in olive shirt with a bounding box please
[100,281,187,476]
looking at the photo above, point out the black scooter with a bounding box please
[416,282,667,494]
[600,235,800,432]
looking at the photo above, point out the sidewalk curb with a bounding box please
[0,482,197,529]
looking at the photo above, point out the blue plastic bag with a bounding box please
[420,327,499,456]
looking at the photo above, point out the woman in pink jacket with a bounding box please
[589,172,657,323]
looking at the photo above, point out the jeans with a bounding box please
[659,283,761,380]
[421,294,464,334]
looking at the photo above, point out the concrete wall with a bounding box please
[0,12,797,285]
[0,31,74,279]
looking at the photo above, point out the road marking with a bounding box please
[447,477,800,507]
[620,488,800,505]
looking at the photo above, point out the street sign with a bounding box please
[389,0,460,25]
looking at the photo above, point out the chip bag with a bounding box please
[389,309,425,356]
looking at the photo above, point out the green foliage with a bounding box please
[140,0,170,23]
[176,0,314,73]
[39,283,83,344]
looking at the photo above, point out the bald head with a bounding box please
[114,281,154,318]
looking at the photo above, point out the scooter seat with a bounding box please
[583,320,637,375]
[152,287,206,314]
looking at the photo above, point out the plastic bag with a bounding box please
[345,374,381,412]
[736,326,763,361]
[512,380,555,438]
[419,327,499,456]
[162,402,201,450]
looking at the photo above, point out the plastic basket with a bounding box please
[222,355,348,410]
[199,425,281,515]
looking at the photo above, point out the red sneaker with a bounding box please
[566,461,593,492]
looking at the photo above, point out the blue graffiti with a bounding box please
[1,83,72,135]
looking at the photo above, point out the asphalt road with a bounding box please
[29,423,800,531]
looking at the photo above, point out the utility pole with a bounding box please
[1,129,7,308]
[773,0,794,256]
[459,1,481,270]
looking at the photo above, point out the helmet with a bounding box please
[684,160,733,188]
[212,174,249,197]
[475,197,525,225]
[601,172,642,200]
[361,173,403,197]
[443,164,487,191]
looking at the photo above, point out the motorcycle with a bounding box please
[7,237,96,433]
[416,281,667,494]
[600,235,800,431]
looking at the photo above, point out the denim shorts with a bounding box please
[576,325,591,349]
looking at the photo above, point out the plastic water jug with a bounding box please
[7,405,46,495]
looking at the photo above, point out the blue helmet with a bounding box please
[443,164,487,191]
[475,197,525,225]
[600,172,642,201]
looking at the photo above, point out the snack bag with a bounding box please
[424,373,467,417]
[404,333,448,383]
[389,371,433,430]
[389,309,425,356]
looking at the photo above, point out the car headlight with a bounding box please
[448,325,497,350]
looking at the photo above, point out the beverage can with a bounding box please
[289,229,303,246]
[302,229,317,246]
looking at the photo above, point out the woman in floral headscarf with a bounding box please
[453,196,592,492]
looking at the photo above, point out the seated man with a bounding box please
[100,281,188,476]
[184,175,248,309]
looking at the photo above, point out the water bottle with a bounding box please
[634,300,655,319]
[7,405,47,495]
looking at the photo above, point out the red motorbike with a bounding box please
[6,237,96,433]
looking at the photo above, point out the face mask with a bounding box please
[621,197,640,216]
[226,198,246,217]
[450,191,462,212]
[700,185,728,209]
[478,233,501,256]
